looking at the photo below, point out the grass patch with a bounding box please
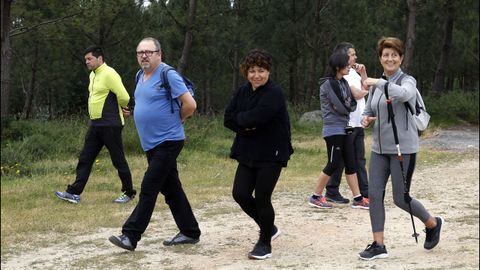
[0,114,476,256]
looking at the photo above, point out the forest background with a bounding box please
[1,0,479,121]
[1,1,479,268]
[1,0,479,172]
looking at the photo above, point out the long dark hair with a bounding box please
[324,51,349,78]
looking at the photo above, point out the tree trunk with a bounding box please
[230,0,241,94]
[304,0,326,107]
[306,51,318,106]
[22,44,39,119]
[206,77,211,114]
[231,48,240,93]
[287,0,300,105]
[402,0,416,74]
[446,74,454,91]
[432,0,454,95]
[1,0,13,127]
[178,0,197,74]
[198,77,211,114]
[288,57,299,105]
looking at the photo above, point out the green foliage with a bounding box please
[0,116,144,177]
[425,90,479,125]
[5,0,478,119]
[0,115,230,178]
[2,88,478,178]
[1,118,84,175]
[121,118,144,155]
[184,115,232,155]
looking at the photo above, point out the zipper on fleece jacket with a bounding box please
[88,72,95,119]
[376,92,383,154]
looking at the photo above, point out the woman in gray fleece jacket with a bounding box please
[359,37,443,261]
[308,51,369,210]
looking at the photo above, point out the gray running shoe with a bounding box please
[113,192,134,204]
[109,235,135,251]
[163,232,199,246]
[55,191,80,204]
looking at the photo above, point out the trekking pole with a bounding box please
[384,82,420,243]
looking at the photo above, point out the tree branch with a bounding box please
[9,12,82,37]
[160,1,184,29]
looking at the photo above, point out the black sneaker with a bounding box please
[109,235,135,251]
[248,242,272,260]
[424,216,444,250]
[163,232,199,246]
[358,241,389,260]
[271,225,281,241]
[325,194,350,204]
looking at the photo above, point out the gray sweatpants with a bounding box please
[368,152,431,233]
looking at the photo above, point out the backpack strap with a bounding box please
[130,69,144,112]
[384,81,392,124]
[395,73,419,115]
[328,78,354,112]
[135,69,143,85]
[160,65,181,114]
[395,73,406,85]
[160,66,175,91]
[135,67,180,114]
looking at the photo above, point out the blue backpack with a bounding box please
[135,65,196,113]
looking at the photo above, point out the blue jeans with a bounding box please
[122,140,200,247]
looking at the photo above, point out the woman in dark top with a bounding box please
[224,49,293,260]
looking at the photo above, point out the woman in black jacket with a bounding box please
[224,49,293,260]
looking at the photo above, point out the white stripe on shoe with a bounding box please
[271,228,281,241]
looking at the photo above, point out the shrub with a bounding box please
[425,90,479,125]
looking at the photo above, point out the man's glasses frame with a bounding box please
[136,50,159,57]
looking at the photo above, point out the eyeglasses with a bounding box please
[136,50,159,57]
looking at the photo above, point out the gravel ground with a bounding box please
[2,125,479,270]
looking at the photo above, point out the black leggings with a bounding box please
[232,163,282,246]
[323,134,356,176]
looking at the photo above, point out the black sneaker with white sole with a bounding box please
[358,241,389,260]
[271,225,281,241]
[424,216,444,250]
[248,242,272,260]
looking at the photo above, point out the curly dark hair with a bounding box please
[239,49,272,78]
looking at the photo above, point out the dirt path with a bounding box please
[2,127,479,270]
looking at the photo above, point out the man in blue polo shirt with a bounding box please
[109,37,201,251]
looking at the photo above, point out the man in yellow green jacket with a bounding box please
[55,45,136,204]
